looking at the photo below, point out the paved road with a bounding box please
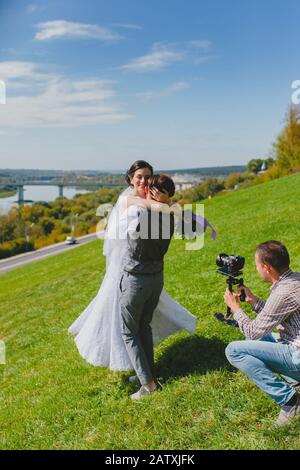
[0,233,102,275]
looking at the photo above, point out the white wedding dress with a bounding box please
[68,188,197,370]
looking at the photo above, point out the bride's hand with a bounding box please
[150,187,171,205]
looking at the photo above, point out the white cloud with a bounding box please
[136,81,191,101]
[170,82,191,91]
[113,23,143,31]
[121,40,212,72]
[0,61,48,80]
[35,20,122,42]
[121,43,184,72]
[0,62,133,128]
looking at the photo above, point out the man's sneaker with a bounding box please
[130,385,156,401]
[275,394,300,427]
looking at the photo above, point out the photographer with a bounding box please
[224,240,300,426]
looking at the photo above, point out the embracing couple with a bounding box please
[69,160,199,399]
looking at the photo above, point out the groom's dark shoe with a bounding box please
[122,374,140,385]
[128,375,140,385]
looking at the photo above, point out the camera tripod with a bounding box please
[214,275,245,327]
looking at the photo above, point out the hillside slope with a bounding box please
[1,173,300,449]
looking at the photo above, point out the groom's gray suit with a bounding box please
[119,206,174,385]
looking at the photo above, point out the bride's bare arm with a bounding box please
[125,195,162,210]
[125,195,181,215]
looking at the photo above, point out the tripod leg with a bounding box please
[214,277,239,327]
[214,313,239,328]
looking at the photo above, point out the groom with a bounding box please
[119,174,176,400]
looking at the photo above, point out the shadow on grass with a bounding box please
[156,335,232,381]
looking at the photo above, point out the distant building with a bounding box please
[258,162,267,174]
[171,173,203,191]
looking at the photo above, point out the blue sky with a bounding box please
[0,0,299,171]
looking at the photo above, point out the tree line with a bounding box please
[174,105,300,204]
[0,187,121,259]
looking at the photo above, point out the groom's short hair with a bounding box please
[148,174,175,197]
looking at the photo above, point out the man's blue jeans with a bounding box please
[226,335,300,406]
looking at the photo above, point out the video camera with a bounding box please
[216,253,245,278]
[214,253,246,327]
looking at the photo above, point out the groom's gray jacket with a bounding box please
[123,206,174,274]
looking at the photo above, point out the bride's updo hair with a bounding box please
[125,160,154,186]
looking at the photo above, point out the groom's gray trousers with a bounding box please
[119,270,163,385]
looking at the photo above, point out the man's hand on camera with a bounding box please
[224,289,241,314]
[237,286,258,306]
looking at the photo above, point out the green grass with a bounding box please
[1,173,300,450]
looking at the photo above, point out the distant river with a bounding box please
[0,185,93,215]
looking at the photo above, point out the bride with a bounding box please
[68,160,197,370]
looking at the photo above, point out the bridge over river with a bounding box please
[0,181,126,203]
[0,180,194,204]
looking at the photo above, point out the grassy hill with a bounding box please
[1,173,300,450]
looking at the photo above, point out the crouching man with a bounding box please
[224,240,300,426]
